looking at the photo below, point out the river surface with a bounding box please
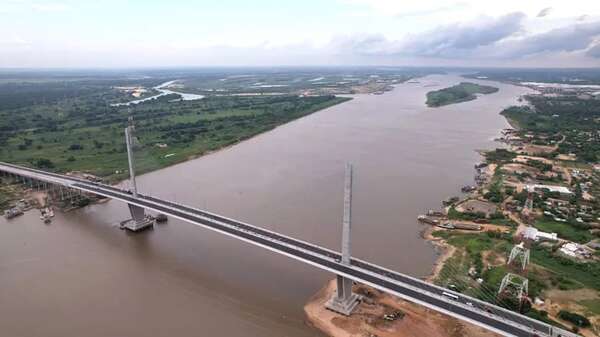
[111,80,204,106]
[0,74,533,337]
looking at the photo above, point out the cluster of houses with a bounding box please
[559,242,595,260]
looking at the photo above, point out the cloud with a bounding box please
[0,36,30,47]
[339,0,600,19]
[331,12,526,58]
[402,12,526,55]
[327,14,600,63]
[536,7,552,17]
[495,20,600,57]
[393,2,470,18]
[587,44,600,58]
[31,2,71,12]
[0,1,72,13]
[577,15,589,21]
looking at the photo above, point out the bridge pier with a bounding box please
[326,163,360,316]
[122,204,154,231]
[121,120,153,232]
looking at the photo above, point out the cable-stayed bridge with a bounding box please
[0,161,578,337]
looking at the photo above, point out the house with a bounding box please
[526,184,572,196]
[523,227,558,242]
[559,242,593,259]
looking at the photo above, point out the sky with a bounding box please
[1,0,600,68]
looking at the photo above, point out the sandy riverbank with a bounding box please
[304,279,500,337]
[422,226,457,282]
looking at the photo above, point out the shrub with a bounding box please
[558,310,590,327]
[32,158,55,169]
[69,144,84,150]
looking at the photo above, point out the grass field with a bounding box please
[531,247,600,291]
[578,299,600,315]
[535,218,593,243]
[0,94,350,181]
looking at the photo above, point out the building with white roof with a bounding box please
[523,227,558,242]
[526,184,572,195]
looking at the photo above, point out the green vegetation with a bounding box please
[426,82,499,107]
[578,299,600,315]
[531,247,600,290]
[535,218,593,243]
[431,229,599,328]
[558,310,591,327]
[0,92,349,180]
[435,71,600,328]
[0,178,22,212]
[501,95,600,162]
[432,230,511,293]
[1,68,437,181]
[484,148,516,163]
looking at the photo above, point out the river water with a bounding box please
[111,80,204,107]
[0,75,533,337]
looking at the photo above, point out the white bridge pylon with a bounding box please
[326,163,361,315]
[122,117,154,231]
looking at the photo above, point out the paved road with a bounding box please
[0,162,577,337]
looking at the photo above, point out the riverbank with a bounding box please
[415,85,600,335]
[109,95,353,183]
[422,226,457,282]
[302,78,533,337]
[304,279,499,337]
[1,94,352,184]
[0,181,23,212]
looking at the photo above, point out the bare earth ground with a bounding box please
[305,279,501,337]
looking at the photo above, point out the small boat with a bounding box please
[155,213,168,223]
[39,207,54,223]
[417,215,440,225]
[4,207,23,219]
[426,210,445,217]
[40,212,52,224]
[461,185,477,193]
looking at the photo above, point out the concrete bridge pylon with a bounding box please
[122,117,154,231]
[326,163,361,315]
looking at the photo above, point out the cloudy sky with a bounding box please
[1,0,600,67]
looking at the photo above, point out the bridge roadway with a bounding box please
[0,162,575,337]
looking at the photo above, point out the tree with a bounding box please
[33,158,55,169]
[69,144,84,150]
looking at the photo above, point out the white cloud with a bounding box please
[340,0,600,20]
[324,13,600,64]
[0,35,30,47]
[0,1,72,13]
[1,0,600,67]
[30,2,72,12]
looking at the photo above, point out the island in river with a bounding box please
[426,82,499,107]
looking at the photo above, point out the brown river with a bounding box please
[0,75,533,337]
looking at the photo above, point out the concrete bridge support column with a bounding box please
[121,122,153,232]
[326,163,360,316]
